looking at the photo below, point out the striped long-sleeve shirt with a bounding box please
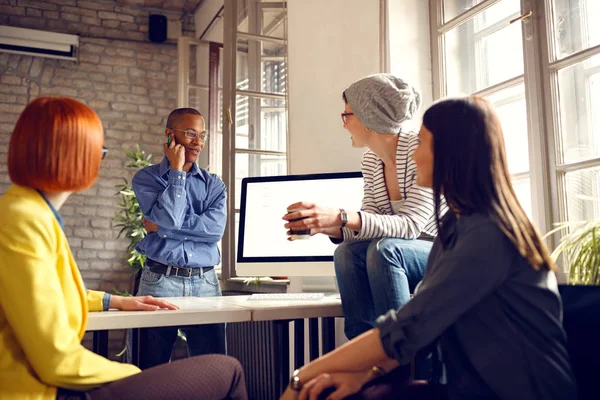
[341,131,441,243]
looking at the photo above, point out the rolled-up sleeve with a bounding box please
[375,222,512,364]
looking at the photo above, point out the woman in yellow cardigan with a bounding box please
[0,97,247,400]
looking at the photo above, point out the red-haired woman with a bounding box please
[0,97,247,400]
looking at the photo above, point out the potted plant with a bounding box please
[113,145,153,294]
[549,219,600,285]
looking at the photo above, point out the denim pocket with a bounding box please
[203,269,219,287]
[140,269,165,286]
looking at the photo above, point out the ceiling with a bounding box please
[116,0,205,13]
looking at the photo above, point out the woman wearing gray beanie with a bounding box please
[284,73,442,341]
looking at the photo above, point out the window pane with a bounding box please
[235,95,287,152]
[512,176,533,220]
[565,166,600,221]
[552,0,600,60]
[237,0,287,39]
[261,7,287,38]
[237,38,287,95]
[189,43,211,87]
[443,0,486,22]
[486,84,529,174]
[557,53,600,163]
[235,153,287,208]
[444,0,523,94]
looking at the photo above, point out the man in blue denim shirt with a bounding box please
[131,108,227,368]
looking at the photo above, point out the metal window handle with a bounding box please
[510,10,532,24]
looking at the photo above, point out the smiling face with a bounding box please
[413,124,434,188]
[342,103,371,148]
[166,113,206,163]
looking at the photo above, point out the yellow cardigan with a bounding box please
[0,185,140,399]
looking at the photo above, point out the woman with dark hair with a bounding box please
[280,96,577,400]
[0,97,247,400]
[284,74,440,342]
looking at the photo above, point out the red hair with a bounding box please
[9,97,104,192]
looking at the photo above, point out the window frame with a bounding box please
[429,0,600,268]
[222,0,289,280]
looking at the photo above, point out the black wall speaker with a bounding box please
[148,14,167,43]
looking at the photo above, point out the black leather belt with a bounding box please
[145,259,214,278]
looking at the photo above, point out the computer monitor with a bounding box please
[236,172,364,277]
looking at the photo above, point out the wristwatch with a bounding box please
[290,369,302,391]
[339,209,348,228]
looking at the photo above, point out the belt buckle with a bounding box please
[174,266,192,278]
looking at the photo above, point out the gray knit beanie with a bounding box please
[344,73,421,133]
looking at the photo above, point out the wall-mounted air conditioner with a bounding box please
[0,25,79,61]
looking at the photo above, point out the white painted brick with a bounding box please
[0,94,18,104]
[3,86,27,95]
[98,251,116,260]
[89,26,107,36]
[61,12,79,22]
[139,105,156,114]
[102,19,120,28]
[105,240,129,251]
[128,67,146,78]
[121,22,138,31]
[1,76,21,85]
[17,0,58,11]
[98,11,117,20]
[110,75,130,84]
[42,10,59,19]
[17,57,32,74]
[29,58,43,77]
[77,249,98,259]
[78,0,114,11]
[26,8,41,17]
[91,219,112,229]
[115,48,135,58]
[110,85,131,94]
[131,86,147,95]
[83,240,105,250]
[81,16,101,25]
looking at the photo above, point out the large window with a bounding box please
[222,0,288,279]
[430,0,600,263]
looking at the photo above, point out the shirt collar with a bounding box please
[159,157,204,180]
[36,190,65,229]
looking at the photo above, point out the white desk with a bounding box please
[220,294,343,321]
[86,297,253,331]
[87,294,343,386]
[86,295,342,330]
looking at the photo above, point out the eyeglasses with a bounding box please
[102,146,108,160]
[170,128,209,142]
[341,112,354,124]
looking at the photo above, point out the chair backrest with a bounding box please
[558,284,600,400]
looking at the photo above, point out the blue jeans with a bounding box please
[128,267,226,369]
[334,238,432,340]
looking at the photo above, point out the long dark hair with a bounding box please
[422,96,555,271]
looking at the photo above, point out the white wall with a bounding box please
[195,0,224,42]
[388,0,433,125]
[287,0,381,175]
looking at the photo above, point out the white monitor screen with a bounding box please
[237,172,364,264]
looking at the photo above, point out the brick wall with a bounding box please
[0,0,196,358]
[1,0,196,41]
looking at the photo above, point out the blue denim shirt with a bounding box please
[132,157,227,268]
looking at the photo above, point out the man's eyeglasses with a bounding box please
[170,128,209,142]
[341,112,354,124]
[102,146,108,160]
